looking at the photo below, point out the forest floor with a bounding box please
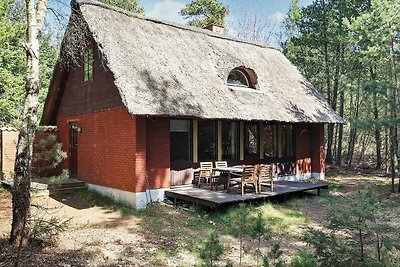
[0,168,399,267]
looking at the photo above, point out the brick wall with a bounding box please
[57,111,171,193]
[146,117,171,189]
[57,107,141,192]
[0,129,18,178]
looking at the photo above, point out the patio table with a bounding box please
[212,166,244,191]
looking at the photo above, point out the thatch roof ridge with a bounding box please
[76,0,278,50]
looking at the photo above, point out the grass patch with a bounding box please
[74,189,134,217]
[259,203,310,236]
[324,180,346,195]
[209,202,310,237]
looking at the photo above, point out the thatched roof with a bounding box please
[43,0,343,124]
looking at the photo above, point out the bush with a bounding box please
[48,169,69,185]
[28,217,70,247]
[198,229,224,267]
[263,243,285,267]
[303,187,400,266]
[290,250,317,267]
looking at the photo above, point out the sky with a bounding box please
[47,0,314,47]
[143,0,313,25]
[141,0,313,46]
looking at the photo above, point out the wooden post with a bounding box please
[217,121,222,160]
[240,122,244,160]
[192,120,198,162]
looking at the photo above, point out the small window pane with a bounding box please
[222,121,239,160]
[198,121,216,161]
[170,120,191,162]
[227,69,249,87]
[83,49,93,82]
[245,122,259,155]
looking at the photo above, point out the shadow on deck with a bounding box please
[165,181,328,208]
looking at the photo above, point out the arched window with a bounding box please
[227,69,250,87]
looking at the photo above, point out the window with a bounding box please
[245,122,259,155]
[227,69,250,87]
[262,123,295,159]
[263,124,276,158]
[83,48,93,82]
[221,121,239,160]
[198,121,216,161]
[281,124,295,157]
[170,120,191,162]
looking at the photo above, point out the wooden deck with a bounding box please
[165,181,328,208]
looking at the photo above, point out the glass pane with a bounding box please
[263,124,275,157]
[198,121,216,161]
[227,69,249,87]
[83,49,93,82]
[286,125,294,157]
[170,120,191,162]
[222,121,239,160]
[245,123,259,155]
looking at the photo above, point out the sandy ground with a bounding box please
[0,172,399,266]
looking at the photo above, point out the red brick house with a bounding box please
[41,1,343,208]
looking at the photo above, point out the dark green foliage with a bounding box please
[98,0,144,14]
[228,204,253,266]
[0,1,59,127]
[0,0,26,127]
[283,0,400,173]
[250,212,272,267]
[289,250,317,267]
[304,188,400,266]
[198,229,224,267]
[179,0,229,28]
[263,244,285,267]
[32,134,67,177]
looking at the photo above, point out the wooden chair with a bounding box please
[240,166,258,195]
[257,164,274,192]
[197,162,213,187]
[211,161,228,190]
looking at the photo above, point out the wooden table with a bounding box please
[212,166,243,191]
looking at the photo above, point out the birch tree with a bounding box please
[10,0,49,245]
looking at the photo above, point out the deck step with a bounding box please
[47,182,86,190]
[49,186,86,196]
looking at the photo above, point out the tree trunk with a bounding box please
[10,0,48,245]
[389,36,398,192]
[346,82,360,167]
[321,0,334,165]
[370,66,382,169]
[336,89,344,165]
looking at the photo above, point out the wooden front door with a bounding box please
[69,122,79,177]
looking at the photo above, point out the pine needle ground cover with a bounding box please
[0,169,399,266]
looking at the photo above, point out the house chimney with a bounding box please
[203,24,224,34]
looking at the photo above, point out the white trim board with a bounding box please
[276,172,325,181]
[87,183,167,209]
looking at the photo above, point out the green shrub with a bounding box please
[198,229,224,267]
[29,216,71,247]
[290,250,317,267]
[304,187,400,266]
[48,169,69,184]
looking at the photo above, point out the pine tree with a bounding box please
[180,0,229,28]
